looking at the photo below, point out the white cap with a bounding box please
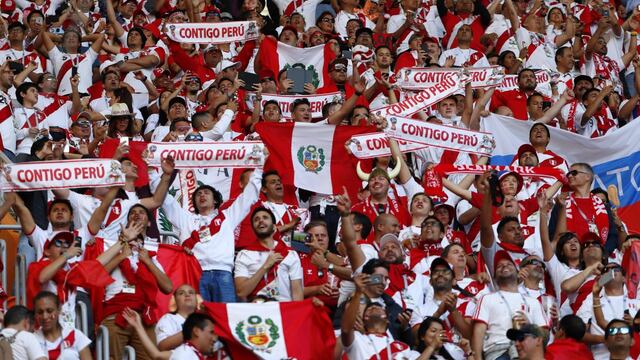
[99,60,118,75]
[215,59,240,73]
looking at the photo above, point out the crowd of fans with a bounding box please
[0,0,639,358]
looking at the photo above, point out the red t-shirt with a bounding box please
[490,89,529,120]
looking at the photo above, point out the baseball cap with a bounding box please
[44,231,74,249]
[573,75,593,87]
[430,257,452,273]
[379,233,401,250]
[517,144,538,161]
[216,60,240,73]
[1,0,16,14]
[219,12,233,21]
[168,96,187,109]
[99,60,119,75]
[498,171,524,194]
[507,323,546,342]
[493,250,516,273]
[581,231,603,245]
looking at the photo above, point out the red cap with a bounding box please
[144,18,162,39]
[1,0,16,13]
[44,231,74,249]
[258,69,275,80]
[433,203,455,225]
[499,171,524,194]
[581,231,603,245]
[153,67,171,78]
[493,250,516,273]
[517,144,538,161]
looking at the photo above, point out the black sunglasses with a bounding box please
[521,259,546,269]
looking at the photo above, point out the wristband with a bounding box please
[328,263,335,273]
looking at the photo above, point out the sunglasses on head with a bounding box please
[583,241,602,248]
[567,169,590,177]
[607,326,631,336]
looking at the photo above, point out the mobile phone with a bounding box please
[292,231,310,243]
[238,71,260,91]
[542,101,552,110]
[71,66,78,77]
[74,236,82,248]
[286,68,307,94]
[369,274,384,285]
[35,17,43,25]
[598,270,615,287]
[290,240,311,254]
[120,137,129,146]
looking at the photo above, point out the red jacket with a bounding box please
[545,338,594,360]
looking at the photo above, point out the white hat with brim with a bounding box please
[106,103,135,118]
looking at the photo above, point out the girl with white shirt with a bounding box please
[33,291,91,360]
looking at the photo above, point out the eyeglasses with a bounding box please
[320,17,335,23]
[607,327,631,336]
[567,169,590,177]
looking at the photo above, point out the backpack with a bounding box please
[0,331,20,360]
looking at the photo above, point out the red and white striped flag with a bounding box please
[256,122,373,197]
[204,300,336,360]
[257,37,335,88]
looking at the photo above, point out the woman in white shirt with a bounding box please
[155,284,200,351]
[33,291,92,360]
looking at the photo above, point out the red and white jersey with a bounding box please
[560,99,586,133]
[36,92,73,129]
[117,45,168,93]
[26,225,94,262]
[234,245,303,301]
[13,107,48,154]
[66,192,138,241]
[576,106,618,138]
[34,326,91,359]
[0,48,45,73]
[0,90,16,152]
[583,53,623,94]
[538,150,569,174]
[344,332,412,360]
[48,47,98,95]
[438,47,490,68]
[105,250,165,300]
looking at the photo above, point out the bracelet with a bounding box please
[593,303,602,308]
[632,31,638,36]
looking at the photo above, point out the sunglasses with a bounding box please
[567,169,590,177]
[514,334,538,342]
[521,259,546,269]
[260,77,274,83]
[583,241,602,249]
[53,239,72,249]
[607,327,631,336]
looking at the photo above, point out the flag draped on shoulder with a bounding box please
[256,123,374,198]
[257,37,335,88]
[204,300,336,360]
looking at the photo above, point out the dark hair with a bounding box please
[555,46,572,62]
[421,215,445,232]
[251,206,276,225]
[497,50,516,67]
[191,111,211,130]
[127,26,148,48]
[526,92,544,106]
[497,216,519,235]
[26,10,44,24]
[16,82,38,105]
[416,317,454,359]
[3,305,33,327]
[322,101,339,119]
[127,204,153,223]
[590,188,609,203]
[169,117,191,131]
[529,122,550,142]
[352,212,372,239]
[262,100,282,115]
[582,88,600,102]
[214,102,229,116]
[33,291,60,309]
[361,258,389,275]
[555,232,581,265]
[101,69,120,83]
[605,319,632,339]
[291,98,311,113]
[558,315,586,341]
[182,312,214,341]
[261,170,280,188]
[8,22,26,32]
[442,242,466,258]
[192,185,223,213]
[410,192,433,211]
[304,220,328,233]
[48,199,73,216]
[517,68,535,82]
[375,45,392,55]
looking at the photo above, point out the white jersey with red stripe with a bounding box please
[13,107,48,155]
[36,92,73,129]
[0,48,45,73]
[0,90,16,152]
[344,332,413,360]
[438,47,490,68]
[48,47,98,95]
[116,45,167,93]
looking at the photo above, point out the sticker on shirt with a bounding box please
[199,226,212,243]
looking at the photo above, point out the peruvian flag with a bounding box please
[257,37,336,88]
[256,123,374,198]
[204,300,336,360]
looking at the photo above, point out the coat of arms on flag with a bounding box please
[235,315,280,352]
[297,145,325,173]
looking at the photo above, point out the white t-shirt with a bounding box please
[335,11,375,39]
[439,48,490,68]
[234,245,303,301]
[66,193,138,241]
[344,332,415,360]
[0,328,47,360]
[27,225,93,262]
[34,326,91,360]
[473,290,547,354]
[155,313,185,345]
